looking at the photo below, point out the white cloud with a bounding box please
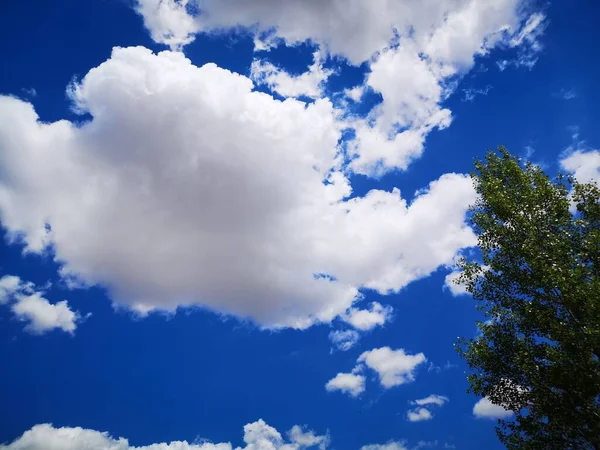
[0,275,81,335]
[326,346,426,397]
[135,0,543,65]
[288,425,329,449]
[406,394,448,422]
[366,40,445,129]
[347,42,451,176]
[12,293,80,335]
[412,395,449,407]
[358,347,426,388]
[253,32,281,52]
[240,420,328,450]
[443,270,469,296]
[560,149,600,185]
[346,0,544,176]
[344,86,364,102]
[0,275,22,303]
[406,407,433,422]
[510,12,546,48]
[133,1,545,176]
[423,0,521,71]
[361,443,408,450]
[444,263,492,296]
[0,47,478,329]
[473,397,514,419]
[134,0,201,50]
[497,12,546,71]
[135,0,445,63]
[496,11,546,72]
[251,50,332,99]
[325,372,365,397]
[0,419,328,450]
[287,425,329,450]
[343,302,393,331]
[328,329,360,352]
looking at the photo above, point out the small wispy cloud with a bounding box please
[462,85,492,102]
[329,329,360,351]
[428,360,458,373]
[21,87,37,98]
[524,145,535,159]
[555,89,577,100]
[497,12,547,72]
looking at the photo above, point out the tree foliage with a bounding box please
[456,147,600,449]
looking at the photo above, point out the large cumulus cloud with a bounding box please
[0,47,477,328]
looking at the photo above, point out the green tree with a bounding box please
[456,147,600,449]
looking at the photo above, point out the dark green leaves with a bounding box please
[457,147,600,449]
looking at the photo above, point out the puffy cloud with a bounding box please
[135,0,444,63]
[0,47,478,329]
[240,420,328,450]
[325,372,366,397]
[367,42,445,131]
[423,0,538,72]
[134,0,201,49]
[328,329,360,352]
[560,149,600,185]
[344,86,364,103]
[406,408,433,422]
[327,347,427,397]
[347,0,545,176]
[135,0,542,65]
[0,419,327,450]
[347,42,452,175]
[443,270,469,296]
[358,347,426,388]
[0,275,81,335]
[472,397,514,419]
[12,293,80,335]
[287,425,329,450]
[412,395,449,407]
[251,50,332,99]
[0,275,23,304]
[133,0,545,175]
[343,302,393,331]
[406,395,448,422]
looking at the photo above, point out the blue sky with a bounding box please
[0,1,599,449]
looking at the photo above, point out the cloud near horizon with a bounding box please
[0,420,328,450]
